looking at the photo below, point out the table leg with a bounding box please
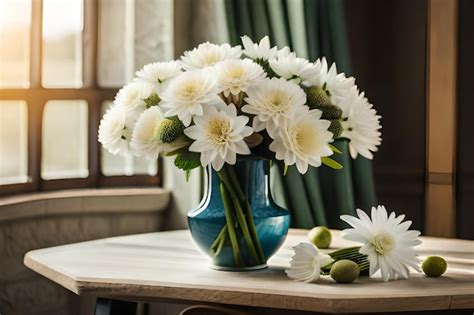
[95,298,138,315]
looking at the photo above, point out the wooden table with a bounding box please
[24,229,474,314]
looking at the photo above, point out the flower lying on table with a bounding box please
[286,206,422,283]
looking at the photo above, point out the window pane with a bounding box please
[0,0,31,88]
[42,0,83,87]
[97,0,132,87]
[0,101,28,184]
[100,101,158,176]
[42,100,88,179]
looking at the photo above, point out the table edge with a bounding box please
[24,251,474,313]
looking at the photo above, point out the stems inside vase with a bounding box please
[210,166,266,267]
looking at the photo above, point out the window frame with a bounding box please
[0,0,160,196]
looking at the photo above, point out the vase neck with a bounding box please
[208,159,270,206]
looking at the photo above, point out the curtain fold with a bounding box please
[224,0,378,229]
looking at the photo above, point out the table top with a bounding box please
[24,229,474,313]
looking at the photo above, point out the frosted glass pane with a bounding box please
[0,0,31,88]
[97,0,131,87]
[0,101,28,184]
[42,100,88,179]
[100,101,158,176]
[42,0,83,87]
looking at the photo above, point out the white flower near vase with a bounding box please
[135,60,183,93]
[285,243,334,283]
[241,35,278,61]
[341,206,422,282]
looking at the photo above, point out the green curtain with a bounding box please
[224,0,377,229]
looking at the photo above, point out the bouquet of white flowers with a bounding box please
[98,36,382,269]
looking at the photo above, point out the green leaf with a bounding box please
[321,157,343,170]
[329,144,342,154]
[283,164,289,176]
[174,152,201,179]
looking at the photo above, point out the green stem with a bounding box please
[210,225,227,252]
[220,183,242,266]
[225,165,266,263]
[232,197,261,264]
[214,230,227,257]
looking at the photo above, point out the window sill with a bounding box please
[0,188,171,222]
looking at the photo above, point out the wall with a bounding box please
[0,188,170,315]
[345,0,428,231]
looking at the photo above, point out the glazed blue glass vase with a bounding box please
[188,158,290,271]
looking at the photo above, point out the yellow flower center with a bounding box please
[370,233,395,255]
[202,52,220,66]
[179,81,202,101]
[207,118,231,145]
[293,123,318,154]
[227,66,244,79]
[267,91,289,113]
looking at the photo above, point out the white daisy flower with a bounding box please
[269,52,319,85]
[241,35,278,61]
[269,107,333,174]
[135,60,182,93]
[338,87,382,159]
[242,77,306,137]
[98,106,133,156]
[306,57,356,103]
[341,206,422,282]
[114,81,155,117]
[160,70,224,127]
[130,106,190,159]
[181,42,242,70]
[285,243,334,283]
[214,59,266,97]
[184,103,253,171]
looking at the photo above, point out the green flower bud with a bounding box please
[308,226,332,249]
[157,117,184,143]
[330,259,360,283]
[307,86,330,108]
[318,104,343,120]
[422,256,447,277]
[144,93,161,108]
[328,120,343,138]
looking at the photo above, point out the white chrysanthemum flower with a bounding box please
[130,106,189,159]
[160,70,224,127]
[135,61,182,92]
[269,52,319,85]
[338,87,382,159]
[269,108,333,174]
[306,57,356,103]
[214,59,266,97]
[184,103,253,171]
[98,106,132,156]
[285,243,334,283]
[242,78,306,137]
[241,35,278,61]
[114,81,155,116]
[181,42,241,70]
[341,206,422,282]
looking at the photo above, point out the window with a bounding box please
[0,0,160,196]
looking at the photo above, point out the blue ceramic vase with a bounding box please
[188,158,290,271]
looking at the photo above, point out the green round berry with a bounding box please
[307,86,330,108]
[308,226,332,249]
[157,117,184,143]
[330,260,360,283]
[328,120,343,138]
[422,256,447,277]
